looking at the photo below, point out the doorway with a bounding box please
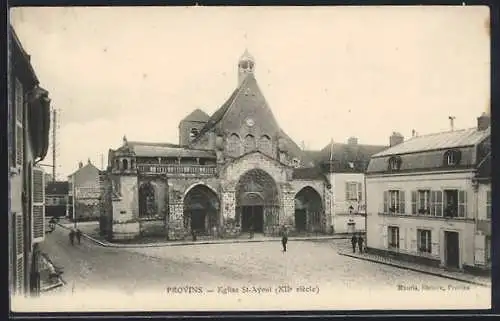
[190,209,206,233]
[445,231,460,269]
[241,206,264,233]
[295,209,307,232]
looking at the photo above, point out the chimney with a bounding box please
[389,132,404,147]
[449,116,456,131]
[78,161,83,169]
[477,113,490,131]
[347,137,358,145]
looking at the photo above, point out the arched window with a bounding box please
[115,159,120,170]
[244,134,256,153]
[388,156,402,171]
[139,182,156,217]
[123,159,128,170]
[227,133,241,156]
[259,135,272,155]
[130,159,135,169]
[189,128,199,140]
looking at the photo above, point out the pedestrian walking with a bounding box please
[76,229,82,245]
[357,234,364,253]
[351,234,357,253]
[69,230,75,246]
[191,229,197,242]
[281,226,288,252]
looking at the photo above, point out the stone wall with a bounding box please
[140,219,166,237]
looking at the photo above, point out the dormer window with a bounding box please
[189,128,199,140]
[444,149,461,166]
[388,156,402,171]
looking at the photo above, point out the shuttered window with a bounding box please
[32,166,45,242]
[430,191,443,217]
[486,190,491,219]
[458,190,467,218]
[15,213,25,295]
[14,78,24,166]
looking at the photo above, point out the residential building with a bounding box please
[68,159,101,221]
[365,114,491,274]
[472,136,491,271]
[45,181,69,218]
[101,50,335,241]
[8,25,51,297]
[301,137,388,233]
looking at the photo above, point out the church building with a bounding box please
[100,50,336,241]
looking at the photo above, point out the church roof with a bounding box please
[181,108,210,123]
[193,76,249,141]
[240,49,255,61]
[123,141,216,159]
[372,127,490,158]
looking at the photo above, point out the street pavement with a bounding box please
[27,224,490,311]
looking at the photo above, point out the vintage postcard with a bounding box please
[8,5,491,313]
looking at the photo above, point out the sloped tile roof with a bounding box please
[46,181,69,195]
[308,141,388,172]
[476,152,491,179]
[128,142,216,158]
[292,167,324,180]
[372,127,490,158]
[182,109,210,123]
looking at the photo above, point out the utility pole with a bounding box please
[52,109,57,181]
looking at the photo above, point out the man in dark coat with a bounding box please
[357,234,364,253]
[281,226,288,252]
[69,230,75,246]
[351,234,357,253]
[76,229,82,245]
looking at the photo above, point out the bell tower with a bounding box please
[238,49,255,87]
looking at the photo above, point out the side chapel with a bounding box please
[100,50,334,240]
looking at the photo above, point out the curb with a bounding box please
[40,281,64,293]
[338,251,490,287]
[56,223,349,248]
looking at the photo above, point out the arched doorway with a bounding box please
[139,182,156,217]
[295,187,323,233]
[236,169,279,234]
[183,185,220,235]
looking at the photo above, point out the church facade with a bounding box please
[100,50,334,241]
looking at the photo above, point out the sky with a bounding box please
[10,6,490,179]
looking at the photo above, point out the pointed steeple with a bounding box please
[238,49,255,87]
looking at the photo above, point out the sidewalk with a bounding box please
[56,222,350,248]
[39,253,65,293]
[338,250,491,287]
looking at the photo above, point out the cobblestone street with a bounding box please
[17,225,489,312]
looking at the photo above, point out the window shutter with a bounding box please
[436,191,443,217]
[381,224,388,248]
[357,182,362,201]
[399,191,405,214]
[16,124,23,166]
[32,166,45,243]
[15,212,25,295]
[458,190,467,218]
[411,191,417,215]
[383,191,388,213]
[345,182,349,200]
